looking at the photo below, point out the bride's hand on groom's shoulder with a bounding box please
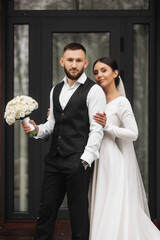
[93,112,106,128]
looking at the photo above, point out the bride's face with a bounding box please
[93,61,118,90]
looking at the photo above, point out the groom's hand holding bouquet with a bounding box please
[21,118,39,137]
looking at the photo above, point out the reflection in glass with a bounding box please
[133,24,149,196]
[14,0,149,10]
[14,25,29,211]
[52,32,110,208]
[52,33,110,86]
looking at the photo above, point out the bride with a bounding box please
[89,57,160,239]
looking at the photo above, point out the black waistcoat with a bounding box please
[49,78,95,157]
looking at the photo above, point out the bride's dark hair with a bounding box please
[93,57,120,87]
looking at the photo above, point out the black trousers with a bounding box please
[34,152,92,240]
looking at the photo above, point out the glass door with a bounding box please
[35,19,121,219]
[5,14,152,220]
[5,13,121,219]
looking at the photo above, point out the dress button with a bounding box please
[58,136,61,139]
[57,147,60,150]
[61,113,64,116]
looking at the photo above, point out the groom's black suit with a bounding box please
[34,78,95,240]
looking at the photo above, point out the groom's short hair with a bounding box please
[63,42,86,55]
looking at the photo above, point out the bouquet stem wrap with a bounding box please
[22,117,37,138]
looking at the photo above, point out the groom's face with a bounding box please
[60,49,89,81]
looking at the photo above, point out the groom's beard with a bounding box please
[64,66,84,80]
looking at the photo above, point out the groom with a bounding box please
[22,42,106,240]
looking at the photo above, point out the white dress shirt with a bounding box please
[36,72,106,166]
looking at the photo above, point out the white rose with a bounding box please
[6,115,15,125]
[20,111,25,118]
[25,110,31,115]
[16,112,21,119]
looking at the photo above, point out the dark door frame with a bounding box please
[1,0,160,221]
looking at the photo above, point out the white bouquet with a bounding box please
[4,95,38,137]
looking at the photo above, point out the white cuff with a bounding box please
[33,124,45,139]
[81,151,97,167]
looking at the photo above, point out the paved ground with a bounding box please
[0,220,71,240]
[0,219,160,239]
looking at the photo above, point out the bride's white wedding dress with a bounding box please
[89,96,160,240]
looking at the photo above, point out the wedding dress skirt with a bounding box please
[89,96,160,240]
